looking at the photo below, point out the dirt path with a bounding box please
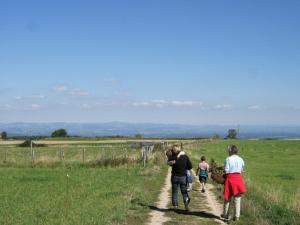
[146,168,226,225]
[192,171,226,225]
[146,167,172,225]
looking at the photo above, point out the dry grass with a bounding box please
[288,188,300,213]
[138,165,161,176]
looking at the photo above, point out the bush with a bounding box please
[18,140,45,147]
[135,134,143,139]
[51,129,67,137]
[227,129,238,139]
[1,131,7,140]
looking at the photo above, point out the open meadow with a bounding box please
[0,141,168,225]
[1,139,300,225]
[186,140,300,225]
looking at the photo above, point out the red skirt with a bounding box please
[223,173,246,201]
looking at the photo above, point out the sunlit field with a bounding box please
[187,140,300,225]
[0,142,167,225]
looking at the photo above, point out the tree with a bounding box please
[1,131,7,140]
[135,134,143,139]
[227,129,238,139]
[51,129,68,138]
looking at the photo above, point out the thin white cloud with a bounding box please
[132,102,152,107]
[30,104,41,110]
[53,85,89,97]
[248,105,262,110]
[31,94,45,99]
[53,85,68,92]
[68,89,89,96]
[0,104,12,110]
[214,104,232,110]
[15,94,45,100]
[131,100,203,108]
[82,103,92,109]
[103,78,119,84]
[114,91,131,97]
[152,100,168,104]
[171,100,201,107]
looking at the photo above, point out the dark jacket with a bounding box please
[169,152,193,177]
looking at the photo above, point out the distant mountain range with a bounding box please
[1,122,300,139]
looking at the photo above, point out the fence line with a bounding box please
[0,141,171,167]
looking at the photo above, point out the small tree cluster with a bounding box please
[227,129,238,139]
[18,140,45,147]
[1,131,7,140]
[51,129,68,138]
[135,134,143,139]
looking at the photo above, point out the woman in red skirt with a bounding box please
[221,145,246,221]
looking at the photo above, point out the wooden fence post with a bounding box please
[142,147,146,167]
[60,147,65,161]
[82,148,86,163]
[31,140,35,163]
[4,149,7,163]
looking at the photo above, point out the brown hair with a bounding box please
[166,149,173,158]
[228,145,238,155]
[201,156,206,161]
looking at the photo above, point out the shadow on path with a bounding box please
[138,202,222,221]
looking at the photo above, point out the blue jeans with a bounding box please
[171,175,189,207]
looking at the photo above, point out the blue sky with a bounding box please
[1,0,300,125]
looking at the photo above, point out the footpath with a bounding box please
[146,168,226,225]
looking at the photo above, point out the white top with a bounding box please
[224,155,245,174]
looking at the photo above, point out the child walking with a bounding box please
[186,170,193,192]
[196,156,209,193]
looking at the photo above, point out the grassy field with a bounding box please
[2,139,299,225]
[0,143,140,167]
[0,142,168,225]
[186,140,300,225]
[0,164,167,225]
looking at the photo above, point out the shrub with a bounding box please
[227,129,238,139]
[51,129,68,137]
[1,131,7,140]
[18,140,45,147]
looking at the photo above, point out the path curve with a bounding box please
[146,167,172,225]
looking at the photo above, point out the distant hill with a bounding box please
[1,122,300,139]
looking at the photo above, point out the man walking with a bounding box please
[168,144,193,211]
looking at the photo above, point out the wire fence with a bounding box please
[0,141,169,167]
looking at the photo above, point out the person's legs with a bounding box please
[199,177,206,192]
[189,182,193,191]
[203,179,207,190]
[171,176,179,207]
[200,182,204,191]
[234,194,241,219]
[178,176,189,209]
[203,182,206,192]
[186,176,190,192]
[222,199,230,219]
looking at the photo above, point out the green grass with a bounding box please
[0,164,167,225]
[0,143,140,167]
[186,140,300,225]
